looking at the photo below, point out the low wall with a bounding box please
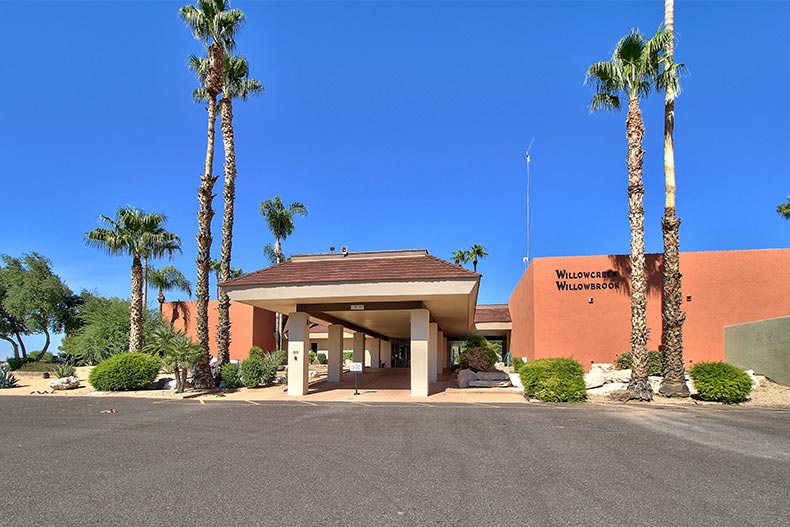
[725,316,790,386]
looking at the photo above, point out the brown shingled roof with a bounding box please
[222,250,479,288]
[474,304,511,323]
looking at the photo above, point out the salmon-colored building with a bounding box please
[162,300,275,362]
[508,248,790,369]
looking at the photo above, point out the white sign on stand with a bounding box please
[350,362,363,372]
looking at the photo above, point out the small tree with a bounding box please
[0,252,76,359]
[146,324,203,393]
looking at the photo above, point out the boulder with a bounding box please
[476,371,510,381]
[584,369,606,389]
[744,370,761,389]
[49,376,80,390]
[648,376,663,393]
[591,363,615,373]
[606,369,632,383]
[586,382,628,397]
[457,369,477,388]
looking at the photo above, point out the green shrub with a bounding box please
[1,365,19,388]
[249,346,264,360]
[221,362,241,389]
[88,353,161,391]
[615,351,666,376]
[15,361,56,373]
[309,351,317,364]
[261,350,286,386]
[6,357,33,371]
[241,357,265,388]
[28,351,56,363]
[342,351,353,362]
[53,363,76,379]
[318,353,328,365]
[690,362,752,404]
[512,357,526,373]
[519,358,586,402]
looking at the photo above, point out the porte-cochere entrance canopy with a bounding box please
[221,249,480,397]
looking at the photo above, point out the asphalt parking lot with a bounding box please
[2,396,788,526]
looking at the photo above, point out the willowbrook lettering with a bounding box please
[554,268,621,292]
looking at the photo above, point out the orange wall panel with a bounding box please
[509,249,790,370]
[162,301,276,362]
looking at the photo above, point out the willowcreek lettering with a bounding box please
[554,268,622,292]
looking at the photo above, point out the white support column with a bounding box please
[428,322,438,383]
[368,338,381,368]
[353,332,366,371]
[287,312,310,396]
[442,336,449,371]
[327,324,343,383]
[410,309,430,397]
[436,330,444,374]
[381,340,392,367]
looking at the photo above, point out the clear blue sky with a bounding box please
[1,1,788,358]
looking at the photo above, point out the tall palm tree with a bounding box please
[586,29,669,401]
[179,0,244,387]
[659,1,690,398]
[451,250,470,267]
[192,54,263,367]
[84,207,182,353]
[147,266,192,313]
[260,196,308,349]
[469,244,488,272]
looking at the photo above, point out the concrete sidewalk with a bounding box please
[216,368,528,404]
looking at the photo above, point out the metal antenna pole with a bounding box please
[525,138,535,267]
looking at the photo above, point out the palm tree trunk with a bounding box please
[142,255,149,310]
[624,98,652,401]
[659,0,689,398]
[158,289,166,314]
[274,242,283,350]
[129,255,144,353]
[216,95,237,368]
[193,77,221,389]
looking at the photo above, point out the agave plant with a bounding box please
[53,362,76,379]
[1,365,19,388]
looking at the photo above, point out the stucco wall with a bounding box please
[725,316,790,386]
[508,264,535,361]
[162,301,276,361]
[509,249,790,370]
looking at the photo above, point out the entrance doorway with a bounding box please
[390,339,411,368]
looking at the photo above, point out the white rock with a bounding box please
[648,376,663,393]
[48,376,80,390]
[508,373,524,390]
[587,382,628,396]
[744,370,761,389]
[606,369,632,383]
[584,370,606,389]
[591,363,614,373]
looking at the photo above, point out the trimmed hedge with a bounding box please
[221,362,241,389]
[615,350,666,376]
[240,357,266,388]
[690,362,752,404]
[519,358,586,402]
[88,353,161,391]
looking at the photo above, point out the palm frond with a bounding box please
[589,93,621,112]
